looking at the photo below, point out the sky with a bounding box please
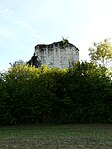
[0,0,112,70]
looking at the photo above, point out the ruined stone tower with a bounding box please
[28,40,79,69]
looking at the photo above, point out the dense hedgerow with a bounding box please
[0,62,112,125]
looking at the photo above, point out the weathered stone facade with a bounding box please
[28,41,79,69]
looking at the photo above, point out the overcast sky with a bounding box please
[0,0,112,70]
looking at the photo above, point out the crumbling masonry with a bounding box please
[27,40,79,69]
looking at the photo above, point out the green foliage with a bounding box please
[89,38,112,67]
[62,37,69,46]
[0,62,112,125]
[53,61,112,123]
[60,37,70,49]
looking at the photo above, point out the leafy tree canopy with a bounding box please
[88,38,112,67]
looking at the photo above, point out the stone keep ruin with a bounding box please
[27,40,79,69]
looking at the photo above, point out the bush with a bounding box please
[0,62,112,125]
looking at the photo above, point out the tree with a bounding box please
[88,38,112,67]
[9,60,26,67]
[67,61,112,123]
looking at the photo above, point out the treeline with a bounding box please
[0,61,112,125]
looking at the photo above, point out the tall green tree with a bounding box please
[0,61,112,125]
[88,38,112,67]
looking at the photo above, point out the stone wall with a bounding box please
[28,41,79,69]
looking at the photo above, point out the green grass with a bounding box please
[0,124,112,149]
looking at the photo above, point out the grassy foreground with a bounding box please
[0,124,112,149]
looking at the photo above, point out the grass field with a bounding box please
[0,124,112,149]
